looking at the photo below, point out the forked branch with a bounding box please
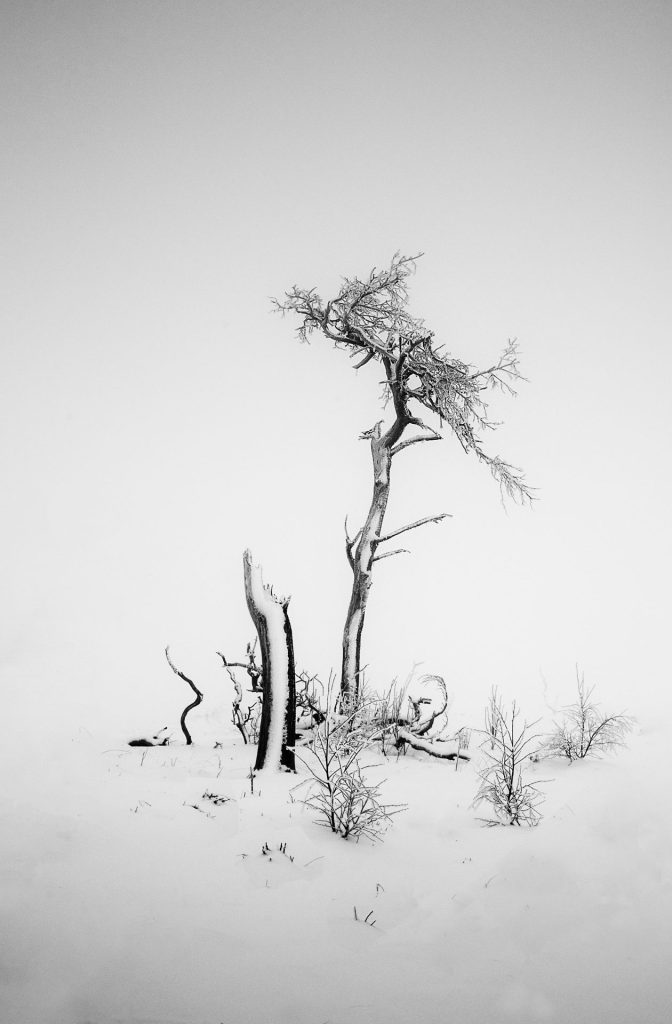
[391,428,442,456]
[344,517,363,570]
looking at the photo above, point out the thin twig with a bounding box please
[377,513,451,544]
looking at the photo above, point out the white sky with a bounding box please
[2,0,670,740]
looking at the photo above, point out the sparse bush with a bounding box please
[296,703,405,842]
[546,668,634,761]
[474,699,546,827]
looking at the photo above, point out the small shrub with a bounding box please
[547,668,634,761]
[296,705,405,842]
[474,699,546,827]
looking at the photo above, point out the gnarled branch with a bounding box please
[217,640,263,692]
[165,646,203,746]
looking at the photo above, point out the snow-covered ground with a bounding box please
[2,692,669,1024]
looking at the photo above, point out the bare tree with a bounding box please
[547,668,634,761]
[275,253,532,701]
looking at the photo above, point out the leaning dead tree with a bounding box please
[243,549,296,772]
[275,253,533,701]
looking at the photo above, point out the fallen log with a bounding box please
[396,728,471,761]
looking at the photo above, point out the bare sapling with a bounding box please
[225,669,262,745]
[217,643,263,745]
[474,699,546,826]
[547,668,634,761]
[275,253,533,703]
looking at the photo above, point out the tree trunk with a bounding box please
[341,425,393,702]
[243,550,296,772]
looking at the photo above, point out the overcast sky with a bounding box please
[2,0,670,741]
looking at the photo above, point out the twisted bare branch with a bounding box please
[165,646,203,746]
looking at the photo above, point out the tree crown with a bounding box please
[274,253,533,503]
